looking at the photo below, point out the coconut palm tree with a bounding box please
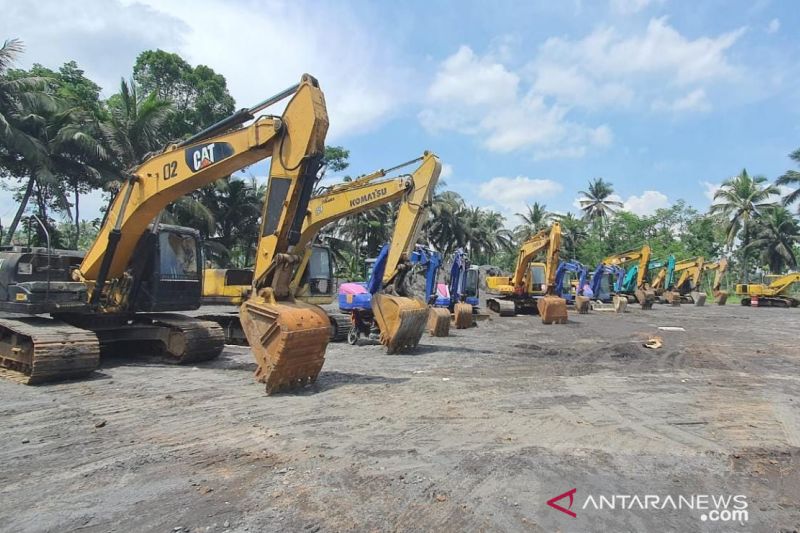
[424,190,468,256]
[746,206,800,273]
[553,212,588,260]
[710,169,779,281]
[102,78,172,171]
[578,178,623,225]
[0,38,59,244]
[776,147,800,211]
[514,202,551,241]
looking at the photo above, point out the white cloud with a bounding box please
[0,0,186,94]
[420,46,612,158]
[701,181,721,203]
[767,18,780,34]
[529,18,745,116]
[623,190,670,215]
[440,163,454,179]
[652,88,712,112]
[3,0,407,139]
[478,176,563,222]
[537,18,744,86]
[610,0,660,14]
[428,45,519,106]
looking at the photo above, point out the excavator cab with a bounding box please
[464,267,480,304]
[132,225,204,312]
[295,244,335,303]
[527,263,547,296]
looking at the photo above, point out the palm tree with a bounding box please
[0,38,58,244]
[514,202,551,240]
[578,178,623,225]
[553,212,588,260]
[710,169,779,281]
[776,147,800,211]
[103,78,171,171]
[746,206,800,273]
[424,190,468,256]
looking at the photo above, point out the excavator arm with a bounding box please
[703,257,728,304]
[289,152,440,297]
[671,257,705,294]
[601,244,655,308]
[80,75,327,315]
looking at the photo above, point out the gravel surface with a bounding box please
[0,303,798,532]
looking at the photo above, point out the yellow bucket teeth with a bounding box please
[427,307,451,337]
[240,299,330,394]
[453,302,473,329]
[371,294,428,354]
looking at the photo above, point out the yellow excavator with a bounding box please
[601,244,656,309]
[663,257,705,305]
[198,152,448,344]
[485,223,567,323]
[650,256,728,305]
[735,272,800,307]
[704,258,729,305]
[0,74,334,394]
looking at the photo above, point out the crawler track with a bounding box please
[0,317,99,384]
[147,314,226,363]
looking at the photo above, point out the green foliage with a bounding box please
[577,177,623,226]
[323,145,350,173]
[132,49,235,140]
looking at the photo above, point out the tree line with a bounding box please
[1,38,799,283]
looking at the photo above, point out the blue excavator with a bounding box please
[554,260,591,313]
[409,245,452,336]
[447,248,479,328]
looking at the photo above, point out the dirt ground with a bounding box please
[1,303,799,532]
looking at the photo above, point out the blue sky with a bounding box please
[1,0,799,226]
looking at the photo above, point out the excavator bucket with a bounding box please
[538,296,568,324]
[574,295,591,314]
[635,289,656,310]
[714,291,728,305]
[692,291,707,306]
[613,295,628,313]
[453,302,473,329]
[426,307,451,337]
[371,294,428,354]
[663,291,681,306]
[240,298,330,394]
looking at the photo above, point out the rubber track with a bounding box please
[328,313,351,342]
[147,314,225,363]
[0,317,99,385]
